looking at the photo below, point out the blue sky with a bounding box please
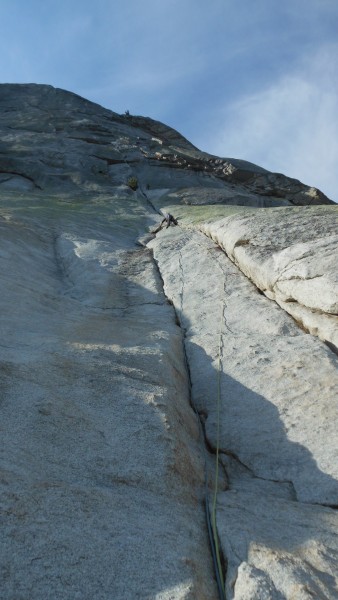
[1,0,337,201]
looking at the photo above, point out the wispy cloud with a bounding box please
[204,44,338,202]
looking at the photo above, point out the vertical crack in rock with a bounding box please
[1,216,220,599]
[149,244,228,600]
[149,223,338,600]
[138,184,159,215]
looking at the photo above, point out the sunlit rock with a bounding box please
[0,83,337,600]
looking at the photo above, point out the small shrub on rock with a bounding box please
[127,176,138,191]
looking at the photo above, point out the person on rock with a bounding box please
[152,213,178,234]
[163,213,178,228]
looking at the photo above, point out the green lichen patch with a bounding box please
[160,204,258,228]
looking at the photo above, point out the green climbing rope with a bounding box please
[210,298,226,595]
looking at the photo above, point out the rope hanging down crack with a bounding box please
[150,222,228,598]
[181,297,226,600]
[209,297,226,599]
[176,236,227,599]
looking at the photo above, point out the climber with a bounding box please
[152,213,178,234]
[163,213,178,228]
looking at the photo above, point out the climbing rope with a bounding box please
[150,216,227,598]
[190,236,228,599]
[210,298,226,598]
[176,231,227,599]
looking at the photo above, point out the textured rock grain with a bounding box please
[0,83,337,600]
[149,216,338,599]
[197,206,338,349]
[0,196,218,600]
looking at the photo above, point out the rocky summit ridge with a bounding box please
[0,83,337,600]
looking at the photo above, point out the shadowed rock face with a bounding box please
[0,84,337,600]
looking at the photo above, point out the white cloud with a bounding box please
[206,44,338,202]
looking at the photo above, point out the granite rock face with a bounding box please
[0,83,334,205]
[149,220,338,599]
[197,206,338,350]
[0,84,337,600]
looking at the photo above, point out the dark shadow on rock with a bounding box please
[186,340,338,598]
[187,340,338,507]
